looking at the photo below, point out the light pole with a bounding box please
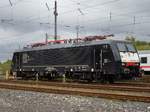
[76,25,84,40]
[54,0,58,41]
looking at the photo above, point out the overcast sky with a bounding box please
[0,0,150,61]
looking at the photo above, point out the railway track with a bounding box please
[0,80,149,93]
[115,82,150,87]
[0,80,149,102]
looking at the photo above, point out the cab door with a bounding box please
[94,45,103,71]
[15,53,22,71]
[101,44,115,74]
[94,44,115,74]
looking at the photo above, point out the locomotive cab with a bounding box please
[116,42,140,78]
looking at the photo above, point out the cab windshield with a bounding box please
[126,43,136,52]
[117,42,136,52]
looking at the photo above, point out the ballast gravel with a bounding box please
[0,89,149,112]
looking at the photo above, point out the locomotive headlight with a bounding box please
[135,63,140,66]
[124,68,130,73]
[32,68,34,71]
[91,68,94,72]
[122,63,126,66]
[70,68,73,72]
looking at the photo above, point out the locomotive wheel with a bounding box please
[108,76,114,84]
[87,73,94,82]
[48,76,52,80]
[140,70,145,77]
[100,74,107,84]
[47,73,53,80]
[87,79,93,83]
[106,74,114,84]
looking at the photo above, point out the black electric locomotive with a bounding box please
[11,39,140,83]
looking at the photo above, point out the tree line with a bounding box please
[125,36,150,50]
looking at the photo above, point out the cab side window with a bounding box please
[141,57,147,64]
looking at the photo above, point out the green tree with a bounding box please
[125,35,150,50]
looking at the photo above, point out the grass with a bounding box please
[136,45,150,50]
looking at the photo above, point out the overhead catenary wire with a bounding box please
[0,0,149,24]
[22,0,120,21]
[59,0,120,15]
[9,0,13,6]
[0,0,24,8]
[1,16,150,39]
[0,0,150,39]
[45,2,50,11]
[10,0,148,26]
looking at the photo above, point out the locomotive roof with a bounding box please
[15,39,129,53]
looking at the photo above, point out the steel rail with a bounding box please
[0,80,149,93]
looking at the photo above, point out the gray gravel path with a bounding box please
[0,89,149,112]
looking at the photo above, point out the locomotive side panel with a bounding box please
[20,46,93,73]
[12,43,118,82]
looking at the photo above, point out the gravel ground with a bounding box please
[0,89,149,112]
